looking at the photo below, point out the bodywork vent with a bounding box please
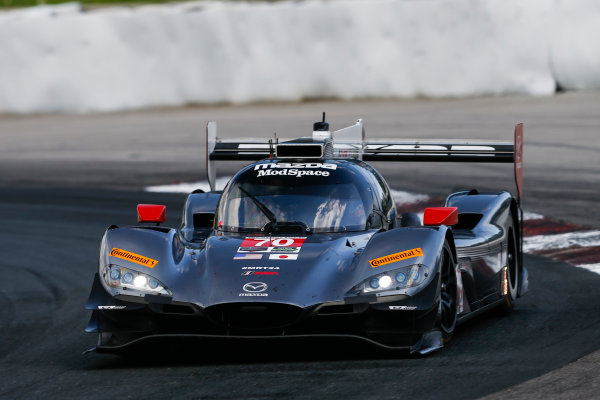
[455,213,483,230]
[193,212,214,228]
[276,139,333,159]
[205,303,303,330]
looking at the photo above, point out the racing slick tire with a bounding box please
[498,218,519,315]
[437,241,458,342]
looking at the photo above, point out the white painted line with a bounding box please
[523,230,600,252]
[390,190,429,204]
[523,211,545,220]
[577,263,600,275]
[145,177,231,193]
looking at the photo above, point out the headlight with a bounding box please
[102,264,171,296]
[353,264,427,294]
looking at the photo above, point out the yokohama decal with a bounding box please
[370,248,423,268]
[109,248,158,268]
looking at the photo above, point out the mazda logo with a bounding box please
[243,282,268,293]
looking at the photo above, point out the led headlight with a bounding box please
[354,264,427,294]
[102,264,171,296]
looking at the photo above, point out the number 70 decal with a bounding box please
[240,237,306,248]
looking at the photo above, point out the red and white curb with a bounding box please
[396,196,600,275]
[146,181,600,275]
[521,216,600,274]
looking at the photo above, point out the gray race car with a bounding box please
[85,116,528,355]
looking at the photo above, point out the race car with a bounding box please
[85,116,528,355]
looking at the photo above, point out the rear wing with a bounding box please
[205,119,523,204]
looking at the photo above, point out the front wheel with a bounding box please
[438,242,458,341]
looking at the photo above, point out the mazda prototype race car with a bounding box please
[85,116,528,355]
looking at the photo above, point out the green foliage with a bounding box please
[1,0,280,9]
[2,0,173,7]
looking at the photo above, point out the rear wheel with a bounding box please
[499,224,519,314]
[438,242,458,341]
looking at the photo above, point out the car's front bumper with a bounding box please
[85,273,442,354]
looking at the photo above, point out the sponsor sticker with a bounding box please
[238,246,271,252]
[369,248,423,268]
[240,237,306,248]
[243,282,267,292]
[239,282,269,297]
[109,248,158,268]
[234,253,263,260]
[98,305,127,310]
[254,162,337,170]
[273,247,300,252]
[242,271,279,276]
[254,163,336,178]
[257,169,331,178]
[269,254,298,260]
[238,246,301,253]
[239,293,269,297]
[241,266,280,270]
[388,306,417,310]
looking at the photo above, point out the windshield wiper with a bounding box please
[237,186,278,230]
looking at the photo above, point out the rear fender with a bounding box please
[445,190,523,302]
[444,190,514,229]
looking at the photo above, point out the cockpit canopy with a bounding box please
[216,160,380,234]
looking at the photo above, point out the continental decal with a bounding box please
[369,248,423,268]
[109,248,158,268]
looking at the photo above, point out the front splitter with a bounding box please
[91,332,442,355]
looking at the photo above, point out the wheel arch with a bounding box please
[444,228,458,265]
[509,197,523,283]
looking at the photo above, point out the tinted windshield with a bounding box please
[217,161,373,233]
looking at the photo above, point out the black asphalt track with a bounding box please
[1,186,599,399]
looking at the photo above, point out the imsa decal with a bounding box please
[109,248,158,268]
[369,248,423,268]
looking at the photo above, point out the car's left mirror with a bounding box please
[137,204,167,224]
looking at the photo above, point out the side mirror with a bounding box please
[423,207,458,226]
[137,204,166,225]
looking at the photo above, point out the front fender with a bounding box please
[98,226,185,301]
[346,226,449,301]
[359,226,448,273]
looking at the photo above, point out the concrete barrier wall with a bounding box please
[1,0,599,113]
